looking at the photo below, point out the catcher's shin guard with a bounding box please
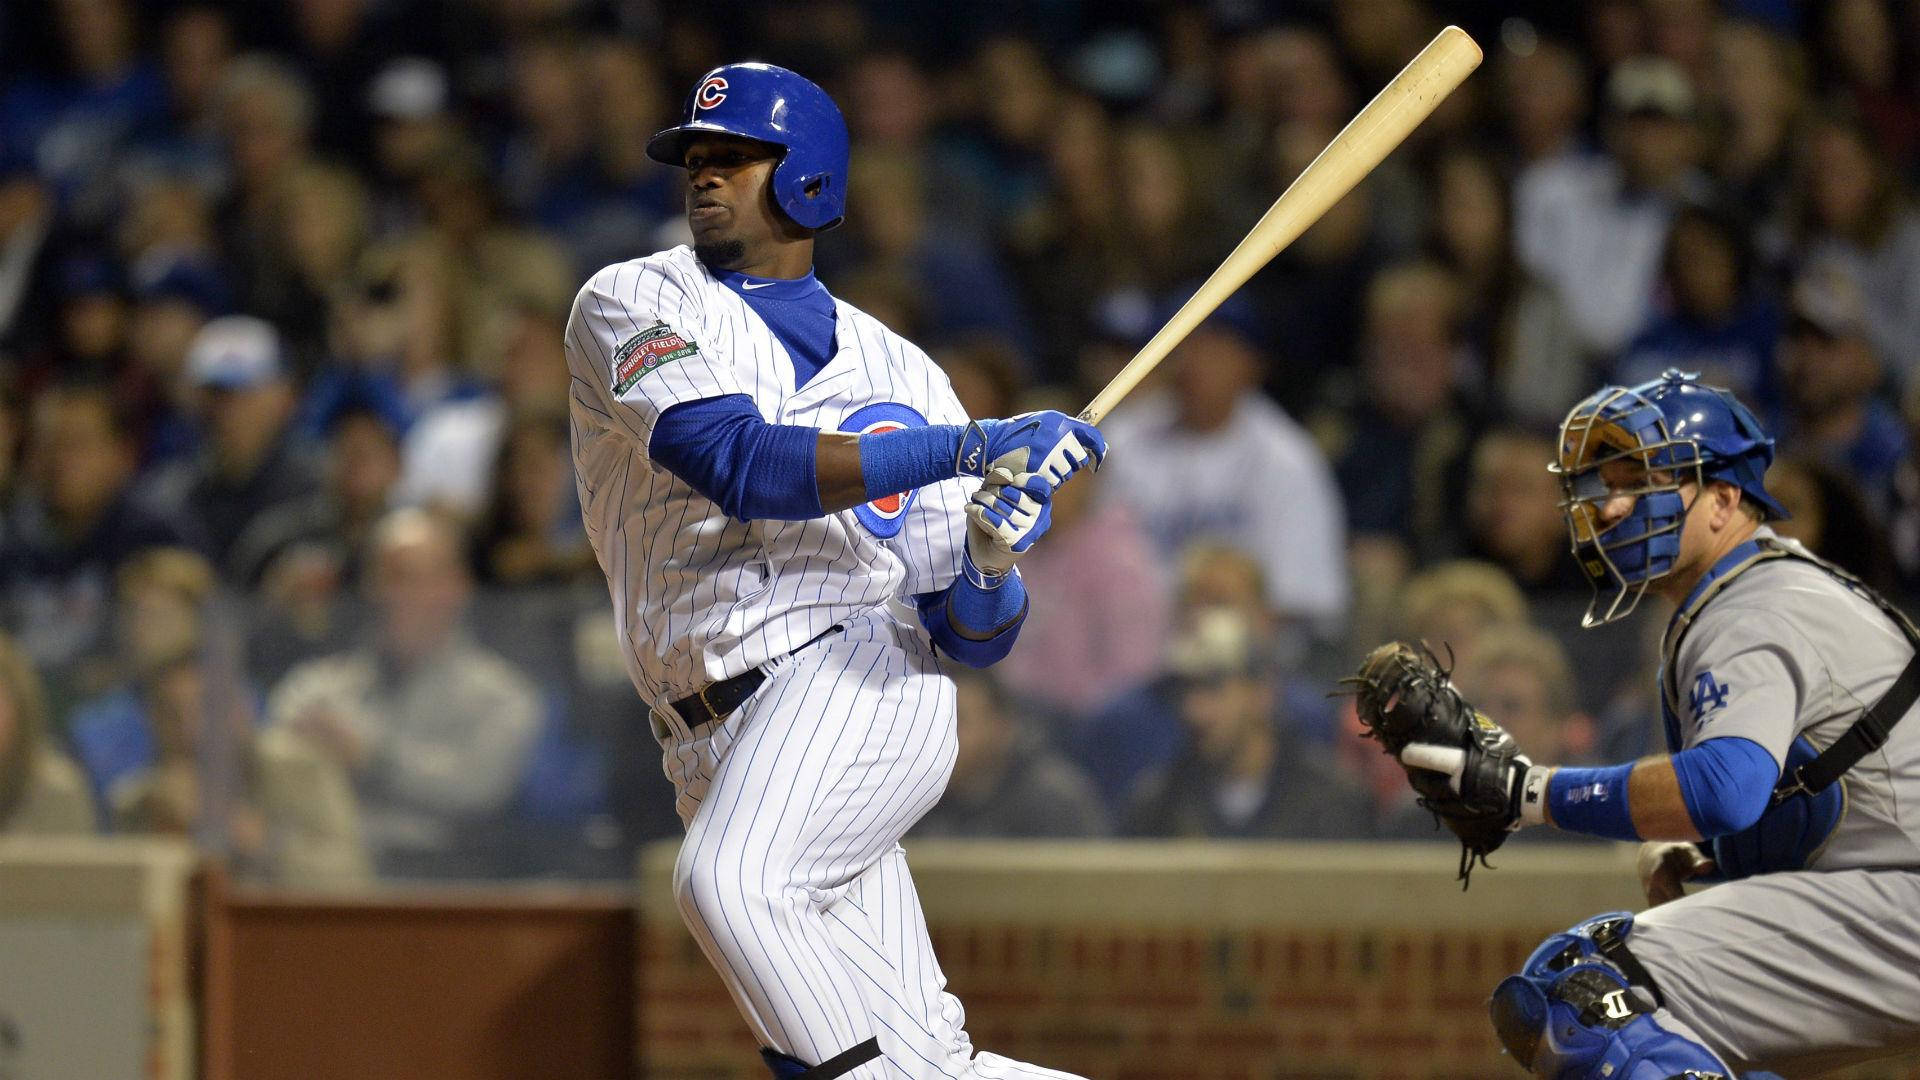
[1490,913,1731,1079]
[761,1038,882,1079]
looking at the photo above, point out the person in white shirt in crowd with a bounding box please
[1515,55,1713,356]
[1100,291,1347,640]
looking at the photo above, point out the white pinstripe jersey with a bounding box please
[566,245,974,703]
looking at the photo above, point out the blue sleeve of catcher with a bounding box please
[1670,736,1778,838]
[650,395,823,521]
[914,568,1027,669]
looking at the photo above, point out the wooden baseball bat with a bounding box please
[1078,25,1482,425]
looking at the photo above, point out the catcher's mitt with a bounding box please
[1344,641,1531,886]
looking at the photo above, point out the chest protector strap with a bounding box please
[1662,537,1920,807]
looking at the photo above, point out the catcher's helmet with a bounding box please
[646,62,849,231]
[1553,369,1787,626]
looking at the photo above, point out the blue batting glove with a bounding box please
[955,411,1107,483]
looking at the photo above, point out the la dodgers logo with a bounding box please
[1689,670,1732,726]
[840,402,927,538]
[694,76,729,112]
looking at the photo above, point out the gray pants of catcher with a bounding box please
[1632,867,1920,1076]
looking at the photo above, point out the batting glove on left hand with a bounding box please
[962,469,1053,587]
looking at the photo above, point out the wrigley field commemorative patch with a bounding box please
[613,322,698,393]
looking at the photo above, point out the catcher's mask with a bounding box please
[1552,369,1786,627]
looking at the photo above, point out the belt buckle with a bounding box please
[696,682,722,725]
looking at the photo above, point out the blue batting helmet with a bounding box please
[646,62,849,231]
[1553,369,1787,626]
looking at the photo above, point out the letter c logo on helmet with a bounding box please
[694,76,728,112]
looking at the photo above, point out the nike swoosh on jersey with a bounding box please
[741,281,776,290]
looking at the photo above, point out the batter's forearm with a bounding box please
[815,432,871,512]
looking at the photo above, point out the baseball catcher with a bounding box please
[1345,641,1548,886]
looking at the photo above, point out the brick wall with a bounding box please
[635,841,1920,1079]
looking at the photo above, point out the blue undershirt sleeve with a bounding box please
[652,397,972,519]
[914,573,1028,669]
[650,395,823,521]
[1669,736,1778,838]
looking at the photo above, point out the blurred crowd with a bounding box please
[5,0,1920,883]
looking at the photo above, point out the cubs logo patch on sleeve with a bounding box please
[839,402,927,538]
[612,322,699,394]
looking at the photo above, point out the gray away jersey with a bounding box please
[1663,529,1920,871]
[565,245,974,704]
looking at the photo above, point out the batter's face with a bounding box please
[683,134,798,271]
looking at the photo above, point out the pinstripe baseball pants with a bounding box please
[656,608,1086,1080]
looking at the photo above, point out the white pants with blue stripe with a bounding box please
[657,608,1085,1080]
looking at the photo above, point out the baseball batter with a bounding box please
[1386,370,1920,1077]
[566,63,1101,1079]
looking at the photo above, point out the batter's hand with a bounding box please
[963,469,1052,580]
[957,412,1106,483]
[1637,841,1715,907]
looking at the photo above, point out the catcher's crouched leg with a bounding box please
[1490,913,1734,1079]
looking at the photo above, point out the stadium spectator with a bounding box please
[469,411,591,587]
[216,56,319,320]
[838,147,1034,362]
[1464,426,1591,604]
[1769,456,1900,592]
[1818,0,1920,165]
[394,287,571,517]
[1124,607,1371,840]
[1398,559,1531,672]
[1792,110,1920,384]
[151,317,321,574]
[123,254,228,463]
[110,649,372,887]
[1614,205,1783,420]
[991,455,1170,720]
[1102,295,1348,633]
[66,547,219,807]
[555,40,677,278]
[1703,20,1803,263]
[0,381,190,695]
[45,252,130,379]
[1516,56,1711,355]
[1426,146,1588,430]
[1318,261,1473,567]
[1777,259,1907,514]
[1498,37,1591,170]
[1254,116,1396,411]
[1077,542,1328,810]
[299,236,487,440]
[233,401,400,590]
[0,0,165,231]
[265,508,540,877]
[0,632,94,836]
[912,667,1107,840]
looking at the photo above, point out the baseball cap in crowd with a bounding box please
[369,58,449,121]
[1606,56,1695,120]
[185,315,284,390]
[1788,259,1871,343]
[132,254,231,316]
[1159,286,1268,351]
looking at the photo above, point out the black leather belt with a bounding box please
[670,624,843,729]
